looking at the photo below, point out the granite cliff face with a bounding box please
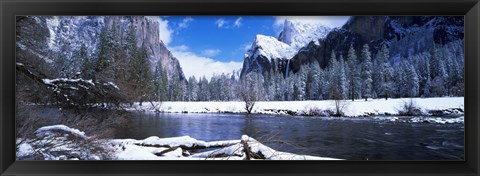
[240,19,332,78]
[18,16,185,81]
[103,16,184,80]
[239,16,464,78]
[288,16,464,73]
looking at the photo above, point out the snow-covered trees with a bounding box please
[293,67,307,101]
[16,16,464,106]
[405,62,420,97]
[375,44,394,100]
[186,76,198,101]
[95,24,121,81]
[240,72,262,114]
[346,44,361,101]
[153,62,168,102]
[306,62,323,100]
[131,47,153,105]
[360,44,373,101]
[327,53,347,101]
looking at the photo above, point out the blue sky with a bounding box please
[168,16,276,62]
[156,16,350,79]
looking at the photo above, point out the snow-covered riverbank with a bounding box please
[17,125,341,160]
[126,97,464,117]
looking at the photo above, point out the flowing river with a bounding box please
[115,112,464,160]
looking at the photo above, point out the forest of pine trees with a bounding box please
[176,39,464,102]
[64,34,467,103]
[17,18,464,105]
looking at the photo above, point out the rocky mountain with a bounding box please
[239,16,464,78]
[289,16,464,73]
[278,19,331,50]
[241,34,296,77]
[103,16,185,81]
[17,16,185,81]
[240,19,332,78]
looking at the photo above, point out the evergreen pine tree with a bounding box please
[405,61,419,97]
[361,44,373,101]
[346,44,360,101]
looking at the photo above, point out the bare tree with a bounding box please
[239,72,261,114]
[240,85,256,114]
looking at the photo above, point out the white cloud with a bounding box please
[178,16,194,29]
[171,45,189,52]
[158,17,173,46]
[202,49,221,57]
[243,43,251,52]
[234,17,242,28]
[215,18,227,28]
[171,46,243,79]
[273,16,350,31]
[216,17,243,29]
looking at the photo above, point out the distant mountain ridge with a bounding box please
[289,16,464,73]
[240,19,332,78]
[238,16,464,78]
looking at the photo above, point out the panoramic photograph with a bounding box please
[16,16,464,160]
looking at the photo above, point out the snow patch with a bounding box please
[42,78,95,86]
[278,19,332,50]
[127,97,464,118]
[18,125,341,160]
[17,142,34,158]
[247,35,297,61]
[136,136,207,148]
[35,125,88,139]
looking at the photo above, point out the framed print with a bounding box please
[1,0,479,175]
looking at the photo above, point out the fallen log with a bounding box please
[241,137,251,160]
[133,136,241,150]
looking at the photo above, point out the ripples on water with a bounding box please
[115,113,464,160]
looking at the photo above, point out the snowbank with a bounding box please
[18,125,106,160]
[36,125,88,139]
[112,135,341,160]
[126,97,464,117]
[18,125,341,160]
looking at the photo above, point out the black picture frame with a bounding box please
[1,0,479,175]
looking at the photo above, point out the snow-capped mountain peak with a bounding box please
[278,19,332,50]
[246,34,297,61]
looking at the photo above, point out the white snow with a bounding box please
[45,16,60,49]
[135,136,241,148]
[189,143,244,159]
[107,82,119,90]
[19,125,341,160]
[243,135,340,160]
[136,136,207,148]
[127,97,464,118]
[35,125,88,139]
[241,135,249,141]
[410,116,464,124]
[205,140,241,147]
[244,19,333,63]
[16,142,34,158]
[278,19,332,50]
[115,144,169,160]
[113,135,341,160]
[247,34,297,61]
[42,78,95,86]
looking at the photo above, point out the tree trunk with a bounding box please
[241,139,251,160]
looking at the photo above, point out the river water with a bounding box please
[115,112,464,160]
